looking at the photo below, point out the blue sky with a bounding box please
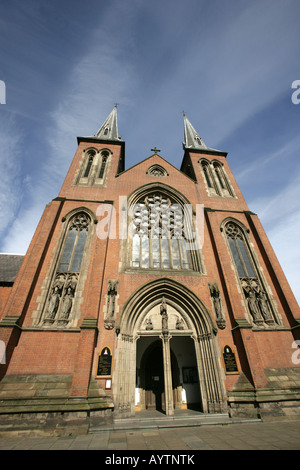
[0,0,300,304]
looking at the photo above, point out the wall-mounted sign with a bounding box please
[105,379,112,390]
[97,347,112,377]
[223,345,239,374]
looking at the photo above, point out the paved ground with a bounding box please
[0,419,299,450]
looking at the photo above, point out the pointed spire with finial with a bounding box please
[182,111,227,158]
[182,112,209,150]
[94,104,121,141]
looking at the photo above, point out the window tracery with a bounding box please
[129,192,201,272]
[76,148,111,186]
[224,221,278,327]
[146,165,168,177]
[42,212,91,327]
[199,159,234,197]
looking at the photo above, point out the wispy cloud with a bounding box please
[0,114,23,246]
[236,135,300,184]
[1,1,139,253]
[249,168,300,305]
[1,0,299,309]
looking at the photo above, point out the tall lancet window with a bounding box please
[212,162,234,197]
[224,221,278,327]
[129,192,202,272]
[42,212,91,327]
[201,161,213,188]
[199,159,234,197]
[98,150,109,179]
[83,155,94,178]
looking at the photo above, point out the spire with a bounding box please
[93,105,121,141]
[183,112,209,150]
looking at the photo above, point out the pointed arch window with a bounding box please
[146,165,168,177]
[213,162,234,197]
[42,212,91,327]
[214,164,225,189]
[58,213,90,273]
[77,148,111,186]
[129,192,202,272]
[83,155,94,178]
[225,222,256,278]
[199,159,234,197]
[78,149,96,183]
[201,162,213,188]
[98,150,109,179]
[224,221,278,327]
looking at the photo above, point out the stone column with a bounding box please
[161,333,174,416]
[197,332,227,413]
[193,335,209,413]
[113,333,136,417]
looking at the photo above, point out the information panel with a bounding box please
[223,345,239,374]
[97,347,112,377]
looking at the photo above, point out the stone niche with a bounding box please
[138,304,188,333]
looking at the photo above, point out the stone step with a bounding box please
[89,411,261,432]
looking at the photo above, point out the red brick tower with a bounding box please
[0,107,300,433]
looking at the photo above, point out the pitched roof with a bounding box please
[0,254,24,283]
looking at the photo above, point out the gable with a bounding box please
[116,153,196,183]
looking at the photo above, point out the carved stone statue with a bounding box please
[104,280,119,330]
[257,291,274,324]
[160,297,168,332]
[176,316,184,330]
[60,287,73,320]
[243,285,264,326]
[45,285,61,320]
[241,278,274,327]
[145,317,153,330]
[209,283,226,329]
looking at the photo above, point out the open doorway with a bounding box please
[170,336,202,410]
[136,335,201,413]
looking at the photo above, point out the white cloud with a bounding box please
[250,170,300,306]
[236,135,300,186]
[1,3,139,254]
[0,116,23,242]
[267,212,300,307]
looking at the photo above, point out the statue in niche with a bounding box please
[59,287,73,321]
[55,273,78,325]
[104,280,119,330]
[176,316,184,330]
[44,274,66,322]
[67,273,78,293]
[257,290,274,325]
[209,283,226,329]
[160,297,168,332]
[242,280,264,326]
[45,285,61,320]
[145,317,153,330]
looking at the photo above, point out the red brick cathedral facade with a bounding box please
[1,107,300,431]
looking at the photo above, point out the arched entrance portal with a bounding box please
[136,336,202,413]
[113,278,227,418]
[140,340,165,411]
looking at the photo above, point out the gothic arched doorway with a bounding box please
[137,338,183,413]
[143,340,164,411]
[113,278,227,418]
